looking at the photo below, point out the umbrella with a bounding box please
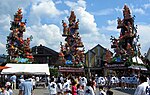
[0,66,11,70]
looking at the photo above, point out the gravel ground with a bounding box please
[13,87,135,95]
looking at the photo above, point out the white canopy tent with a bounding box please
[129,56,147,71]
[132,56,143,64]
[1,64,50,75]
[128,65,147,71]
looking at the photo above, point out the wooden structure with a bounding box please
[32,44,59,66]
[85,44,113,77]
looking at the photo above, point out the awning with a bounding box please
[0,66,10,70]
[128,65,147,71]
[1,63,50,75]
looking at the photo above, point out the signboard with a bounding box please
[59,67,84,72]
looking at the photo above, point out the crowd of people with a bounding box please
[0,74,44,95]
[48,75,113,95]
[48,74,150,95]
[0,74,150,95]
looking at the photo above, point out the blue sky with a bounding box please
[0,0,150,55]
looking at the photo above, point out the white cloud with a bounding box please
[25,24,62,52]
[55,0,62,4]
[107,19,117,25]
[0,42,6,54]
[115,7,122,13]
[64,0,86,10]
[91,9,114,16]
[134,8,145,15]
[144,3,150,9]
[29,0,63,25]
[0,14,11,32]
[137,24,150,54]
[128,4,146,15]
[82,33,111,50]
[101,19,119,33]
[31,0,61,16]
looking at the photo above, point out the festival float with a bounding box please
[106,5,147,76]
[6,9,33,63]
[58,11,85,75]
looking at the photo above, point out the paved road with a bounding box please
[13,88,135,95]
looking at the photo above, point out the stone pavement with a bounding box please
[13,88,135,95]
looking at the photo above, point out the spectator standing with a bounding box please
[106,86,113,95]
[134,75,150,95]
[91,77,96,93]
[10,74,17,90]
[7,86,13,95]
[0,87,9,95]
[63,79,71,95]
[48,78,57,95]
[30,76,36,90]
[77,84,84,95]
[84,81,95,95]
[57,79,63,95]
[60,74,64,83]
[72,81,77,95]
[80,77,87,90]
[18,75,33,95]
[19,75,25,83]
[99,85,106,95]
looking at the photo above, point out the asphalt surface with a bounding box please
[13,87,135,95]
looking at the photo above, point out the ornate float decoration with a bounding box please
[110,5,144,67]
[59,11,85,67]
[6,8,33,63]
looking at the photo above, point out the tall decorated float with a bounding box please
[3,9,50,77]
[58,11,85,76]
[106,5,147,77]
[6,9,33,63]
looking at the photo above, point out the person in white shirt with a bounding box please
[99,85,106,95]
[48,78,57,95]
[84,80,95,95]
[80,77,87,90]
[7,86,13,95]
[134,75,150,95]
[57,79,63,95]
[63,79,71,95]
[59,74,64,83]
[30,76,36,89]
[77,84,84,95]
[97,77,106,86]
